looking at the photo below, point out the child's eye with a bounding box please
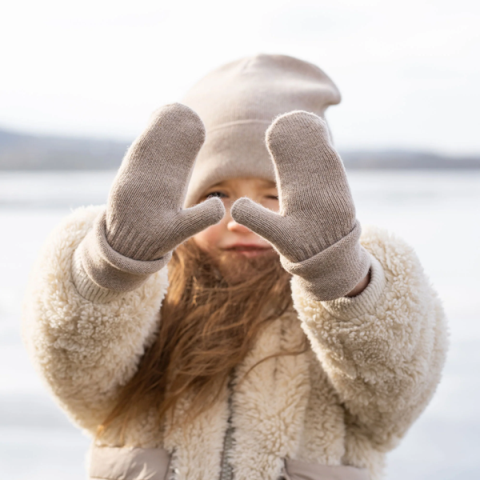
[267,195,279,200]
[206,191,228,199]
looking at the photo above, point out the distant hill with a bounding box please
[1,127,479,170]
[0,129,129,170]
[340,149,480,170]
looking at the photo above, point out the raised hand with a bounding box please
[105,103,225,261]
[231,111,371,301]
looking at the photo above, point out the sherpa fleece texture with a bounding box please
[22,205,448,480]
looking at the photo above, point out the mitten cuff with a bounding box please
[281,220,371,301]
[318,252,387,319]
[72,209,171,303]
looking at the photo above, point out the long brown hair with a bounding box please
[98,238,306,440]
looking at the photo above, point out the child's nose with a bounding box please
[226,216,253,234]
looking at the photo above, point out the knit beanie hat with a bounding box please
[181,53,341,208]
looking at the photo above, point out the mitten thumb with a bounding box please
[175,197,225,240]
[231,197,286,247]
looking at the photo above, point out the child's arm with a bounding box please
[345,270,371,297]
[22,205,169,434]
[231,110,449,450]
[291,224,448,450]
[22,104,224,435]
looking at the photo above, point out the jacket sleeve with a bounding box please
[21,205,169,436]
[291,224,449,451]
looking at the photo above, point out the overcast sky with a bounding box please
[1,0,479,154]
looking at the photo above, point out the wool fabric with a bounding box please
[181,53,341,207]
[105,103,224,261]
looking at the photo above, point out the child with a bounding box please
[22,54,448,480]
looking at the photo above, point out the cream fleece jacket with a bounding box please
[22,205,448,480]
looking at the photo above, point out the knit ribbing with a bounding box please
[71,246,124,303]
[72,209,169,302]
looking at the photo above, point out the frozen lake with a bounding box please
[0,170,479,479]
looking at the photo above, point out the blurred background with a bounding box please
[0,0,479,478]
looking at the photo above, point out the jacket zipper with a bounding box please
[219,377,234,480]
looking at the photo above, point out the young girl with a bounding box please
[22,54,448,480]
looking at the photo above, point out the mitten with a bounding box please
[73,103,225,302]
[231,111,371,301]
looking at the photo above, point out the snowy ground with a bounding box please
[0,170,479,479]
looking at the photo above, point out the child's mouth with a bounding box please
[224,245,273,257]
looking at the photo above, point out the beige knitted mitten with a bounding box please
[73,103,225,302]
[231,111,371,301]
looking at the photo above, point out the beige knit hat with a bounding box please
[181,53,341,207]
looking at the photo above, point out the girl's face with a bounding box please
[192,177,279,259]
